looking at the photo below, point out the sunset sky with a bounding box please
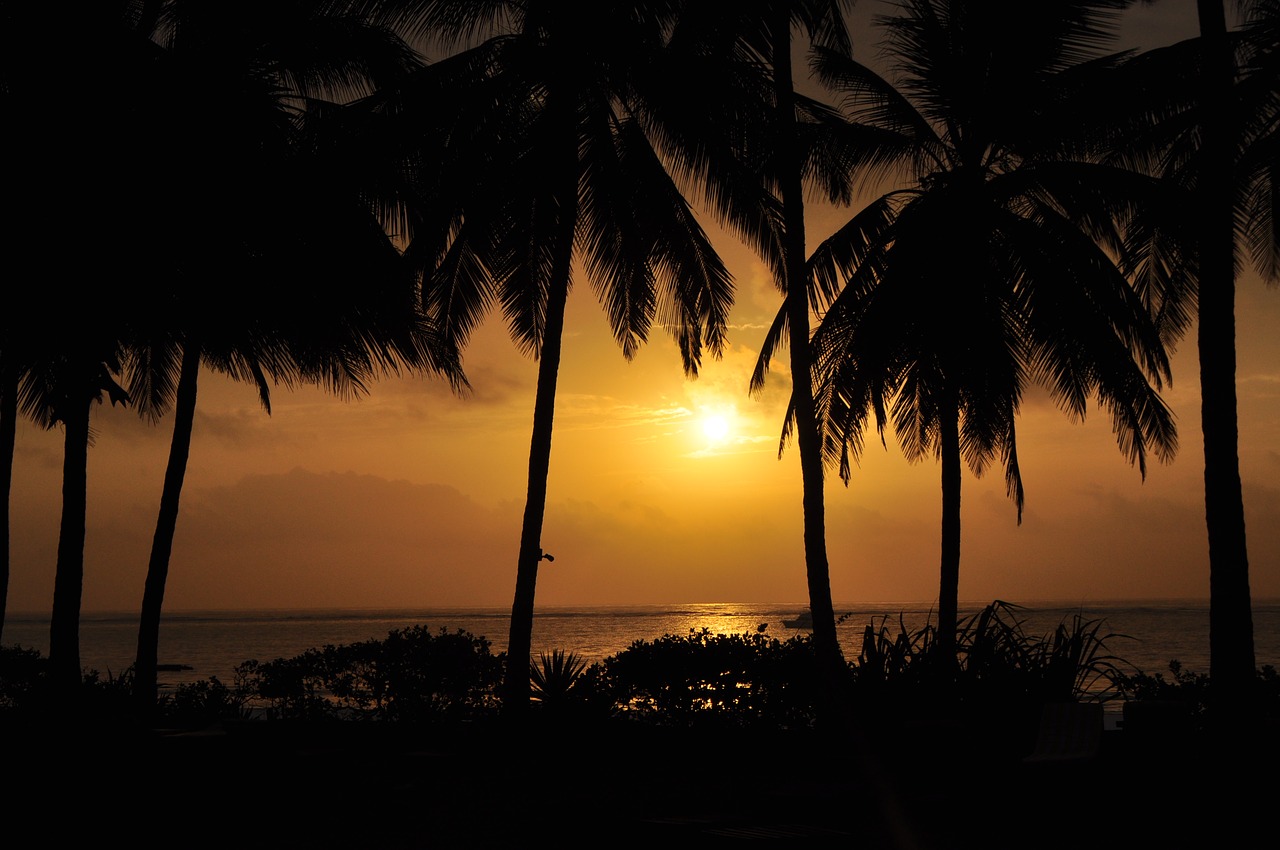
[9,2,1279,614]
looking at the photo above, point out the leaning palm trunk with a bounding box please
[0,360,15,644]
[503,171,578,716]
[134,342,201,715]
[772,12,845,698]
[1196,0,1256,706]
[49,392,93,692]
[504,276,569,714]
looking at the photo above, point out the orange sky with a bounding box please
[9,2,1279,613]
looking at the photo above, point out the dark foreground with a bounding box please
[3,711,1276,849]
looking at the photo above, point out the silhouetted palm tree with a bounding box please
[0,3,164,691]
[1190,0,1280,704]
[1191,0,1256,706]
[29,340,131,692]
[371,0,734,713]
[0,1,154,650]
[123,0,463,713]
[657,0,858,700]
[1113,1,1277,706]
[805,0,1179,655]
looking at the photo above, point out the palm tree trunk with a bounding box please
[0,359,15,644]
[938,392,961,658]
[1196,0,1256,707]
[502,174,578,717]
[49,391,92,693]
[134,342,201,716]
[772,9,844,697]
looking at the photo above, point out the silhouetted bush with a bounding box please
[0,645,48,710]
[1111,660,1280,727]
[1111,659,1210,718]
[597,628,821,729]
[10,605,1273,737]
[849,601,1127,727]
[158,675,254,726]
[0,645,138,721]
[239,625,504,721]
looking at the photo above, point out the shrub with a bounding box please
[959,602,1126,705]
[597,628,820,729]
[0,645,48,710]
[158,675,255,726]
[240,625,504,722]
[1107,660,1280,724]
[849,601,1127,722]
[0,645,138,721]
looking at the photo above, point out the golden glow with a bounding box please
[702,413,731,442]
[698,405,737,447]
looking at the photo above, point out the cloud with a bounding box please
[134,467,831,610]
[10,466,530,612]
[552,397,693,432]
[163,468,522,609]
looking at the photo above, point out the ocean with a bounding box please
[4,600,1279,695]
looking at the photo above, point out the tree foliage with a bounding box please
[806,0,1180,650]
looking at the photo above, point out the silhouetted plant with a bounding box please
[0,644,47,710]
[0,644,142,722]
[855,612,941,689]
[599,628,821,729]
[157,675,255,728]
[1110,660,1218,727]
[850,602,1127,724]
[529,649,588,711]
[240,626,503,722]
[236,657,331,721]
[959,604,1126,712]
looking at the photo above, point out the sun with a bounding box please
[702,413,731,442]
[695,404,738,448]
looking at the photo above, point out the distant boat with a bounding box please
[782,610,812,629]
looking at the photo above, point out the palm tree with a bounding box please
[1193,0,1257,707]
[123,0,464,713]
[1,0,90,648]
[657,0,858,699]
[0,3,163,692]
[31,340,131,692]
[1114,1,1278,707]
[370,0,735,714]
[804,0,1180,656]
